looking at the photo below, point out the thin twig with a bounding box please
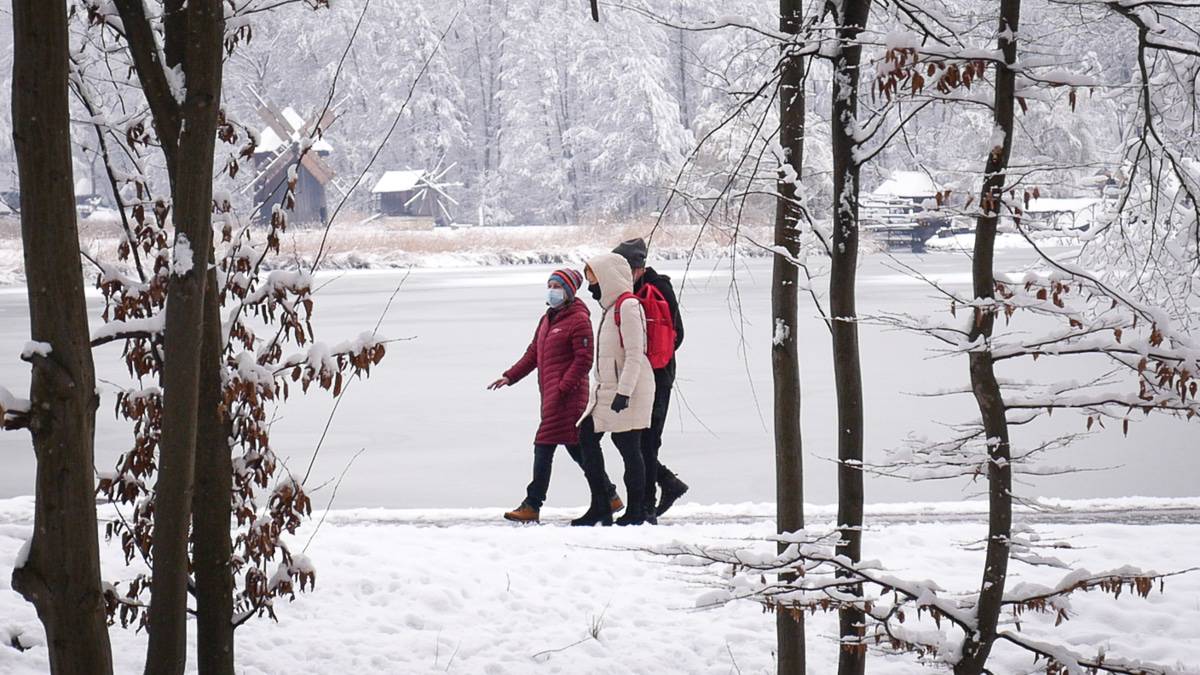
[531,637,592,662]
[302,447,366,555]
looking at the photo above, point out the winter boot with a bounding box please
[610,495,625,514]
[616,487,646,527]
[504,503,540,523]
[643,478,658,525]
[615,510,645,526]
[642,502,658,526]
[571,494,613,527]
[656,472,690,517]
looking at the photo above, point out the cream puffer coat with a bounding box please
[579,252,654,433]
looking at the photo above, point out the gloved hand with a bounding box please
[610,394,630,413]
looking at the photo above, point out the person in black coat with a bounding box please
[612,238,689,519]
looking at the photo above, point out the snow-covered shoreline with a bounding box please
[4,495,1198,527]
[2,496,1198,674]
[0,219,779,287]
[0,216,1076,288]
[282,495,1200,527]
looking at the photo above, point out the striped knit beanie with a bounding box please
[549,268,584,302]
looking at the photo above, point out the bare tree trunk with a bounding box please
[192,269,235,675]
[9,2,115,672]
[111,1,226,672]
[774,2,807,673]
[955,1,1020,673]
[827,2,870,673]
[674,0,691,129]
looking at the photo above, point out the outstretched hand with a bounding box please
[488,376,511,390]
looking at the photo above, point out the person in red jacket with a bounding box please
[489,268,621,523]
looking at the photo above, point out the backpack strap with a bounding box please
[637,283,666,304]
[612,292,639,349]
[612,292,639,328]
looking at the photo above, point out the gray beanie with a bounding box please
[612,238,648,269]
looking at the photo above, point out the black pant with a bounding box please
[579,415,655,514]
[648,364,679,489]
[525,443,616,509]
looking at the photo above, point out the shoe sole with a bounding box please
[503,514,539,523]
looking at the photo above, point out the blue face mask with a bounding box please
[547,287,567,307]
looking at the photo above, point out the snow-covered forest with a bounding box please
[1,0,1198,674]
[0,0,1148,227]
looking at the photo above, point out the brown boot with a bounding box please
[610,495,625,514]
[504,503,540,523]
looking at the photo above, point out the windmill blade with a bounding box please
[300,151,335,185]
[436,198,454,224]
[300,109,337,139]
[303,94,350,138]
[241,146,300,195]
[422,181,459,206]
[327,177,351,199]
[254,104,295,150]
[403,187,428,209]
[430,161,457,183]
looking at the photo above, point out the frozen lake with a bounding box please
[0,249,1195,509]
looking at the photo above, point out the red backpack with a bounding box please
[613,285,677,369]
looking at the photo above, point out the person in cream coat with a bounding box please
[572,252,656,526]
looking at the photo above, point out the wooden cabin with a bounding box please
[861,171,951,252]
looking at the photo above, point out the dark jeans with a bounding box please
[579,415,655,513]
[525,443,616,509]
[649,364,679,489]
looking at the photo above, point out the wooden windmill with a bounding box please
[370,157,461,227]
[250,95,337,225]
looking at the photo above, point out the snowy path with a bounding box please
[315,498,1200,529]
[3,498,1199,674]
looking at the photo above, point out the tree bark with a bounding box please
[9,1,115,672]
[110,1,227,673]
[955,1,1020,673]
[774,2,807,673]
[192,269,235,675]
[827,2,870,673]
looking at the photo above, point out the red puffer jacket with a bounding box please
[504,299,594,445]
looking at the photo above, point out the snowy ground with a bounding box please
[1,497,1198,674]
[2,245,1198,672]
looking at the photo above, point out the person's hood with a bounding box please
[636,266,667,291]
[586,252,634,310]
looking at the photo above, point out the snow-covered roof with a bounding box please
[872,171,938,199]
[371,170,426,194]
[256,107,334,155]
[1024,197,1100,214]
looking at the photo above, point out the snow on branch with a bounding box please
[649,534,1193,673]
[279,332,389,396]
[90,314,166,348]
[0,385,31,431]
[873,244,1200,436]
[104,0,183,143]
[997,631,1180,675]
[869,428,1088,483]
